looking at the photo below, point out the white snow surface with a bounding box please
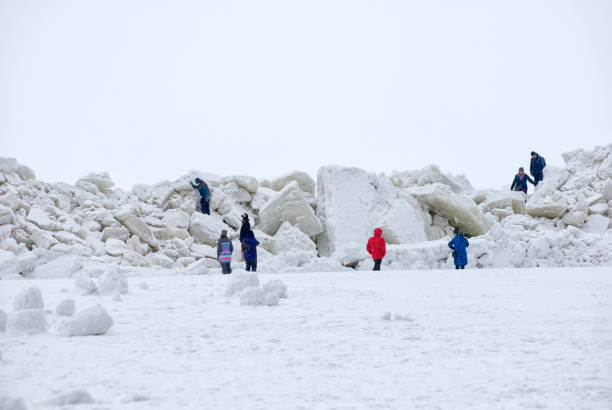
[0,269,611,408]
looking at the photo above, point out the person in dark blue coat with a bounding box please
[242,230,260,272]
[191,178,211,215]
[511,167,535,194]
[448,230,469,269]
[530,151,546,185]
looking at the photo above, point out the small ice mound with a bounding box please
[55,299,75,316]
[225,272,259,296]
[239,286,265,306]
[74,274,98,295]
[13,286,44,311]
[381,311,413,321]
[184,259,209,275]
[97,269,128,295]
[46,390,94,406]
[6,309,47,334]
[59,305,113,337]
[112,293,122,302]
[0,309,7,332]
[264,293,279,306]
[0,396,27,410]
[121,394,150,403]
[139,281,149,290]
[262,279,287,298]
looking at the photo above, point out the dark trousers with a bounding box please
[220,262,232,274]
[245,257,257,272]
[373,259,382,271]
[534,174,543,186]
[200,198,210,215]
[455,265,465,270]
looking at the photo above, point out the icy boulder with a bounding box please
[74,274,98,295]
[270,171,316,196]
[259,181,322,237]
[562,211,588,227]
[225,271,259,296]
[183,259,209,275]
[162,209,190,229]
[239,286,265,306]
[225,175,259,194]
[114,212,159,251]
[0,204,13,225]
[76,172,114,191]
[33,256,83,279]
[6,309,47,334]
[59,304,113,336]
[391,165,474,194]
[583,214,610,235]
[13,286,44,311]
[97,269,128,295]
[46,390,95,406]
[27,207,61,231]
[526,202,568,219]
[603,180,612,201]
[16,164,35,180]
[480,191,526,213]
[55,299,76,316]
[262,279,288,298]
[408,183,491,237]
[189,213,231,246]
[376,199,429,244]
[264,293,279,306]
[272,222,316,254]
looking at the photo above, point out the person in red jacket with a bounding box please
[366,228,386,271]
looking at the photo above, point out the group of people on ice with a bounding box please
[216,214,260,274]
[510,151,546,194]
[196,150,545,273]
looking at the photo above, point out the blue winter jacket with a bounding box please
[191,182,211,201]
[242,232,259,261]
[448,234,469,267]
[511,173,535,193]
[530,154,546,177]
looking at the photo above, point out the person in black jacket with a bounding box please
[239,214,251,261]
[511,167,535,194]
[530,151,546,185]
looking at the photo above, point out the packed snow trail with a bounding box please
[1,267,611,409]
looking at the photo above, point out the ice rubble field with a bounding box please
[1,268,612,409]
[1,143,612,408]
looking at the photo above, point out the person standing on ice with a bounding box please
[217,229,233,274]
[530,151,546,185]
[191,178,211,215]
[366,228,386,271]
[239,214,251,261]
[242,230,260,272]
[510,167,535,194]
[448,230,469,269]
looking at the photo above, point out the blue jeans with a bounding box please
[534,173,543,186]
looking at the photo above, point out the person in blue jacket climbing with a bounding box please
[191,177,211,215]
[242,230,260,272]
[530,151,546,185]
[448,230,469,270]
[510,167,535,194]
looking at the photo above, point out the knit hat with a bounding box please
[530,151,537,156]
[519,167,524,172]
[195,177,202,184]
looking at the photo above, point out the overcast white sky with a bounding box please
[1,0,611,190]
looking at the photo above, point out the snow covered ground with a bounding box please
[2,267,611,409]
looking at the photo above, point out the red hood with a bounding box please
[374,228,383,237]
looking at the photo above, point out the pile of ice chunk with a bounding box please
[226,272,287,306]
[0,143,610,275]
